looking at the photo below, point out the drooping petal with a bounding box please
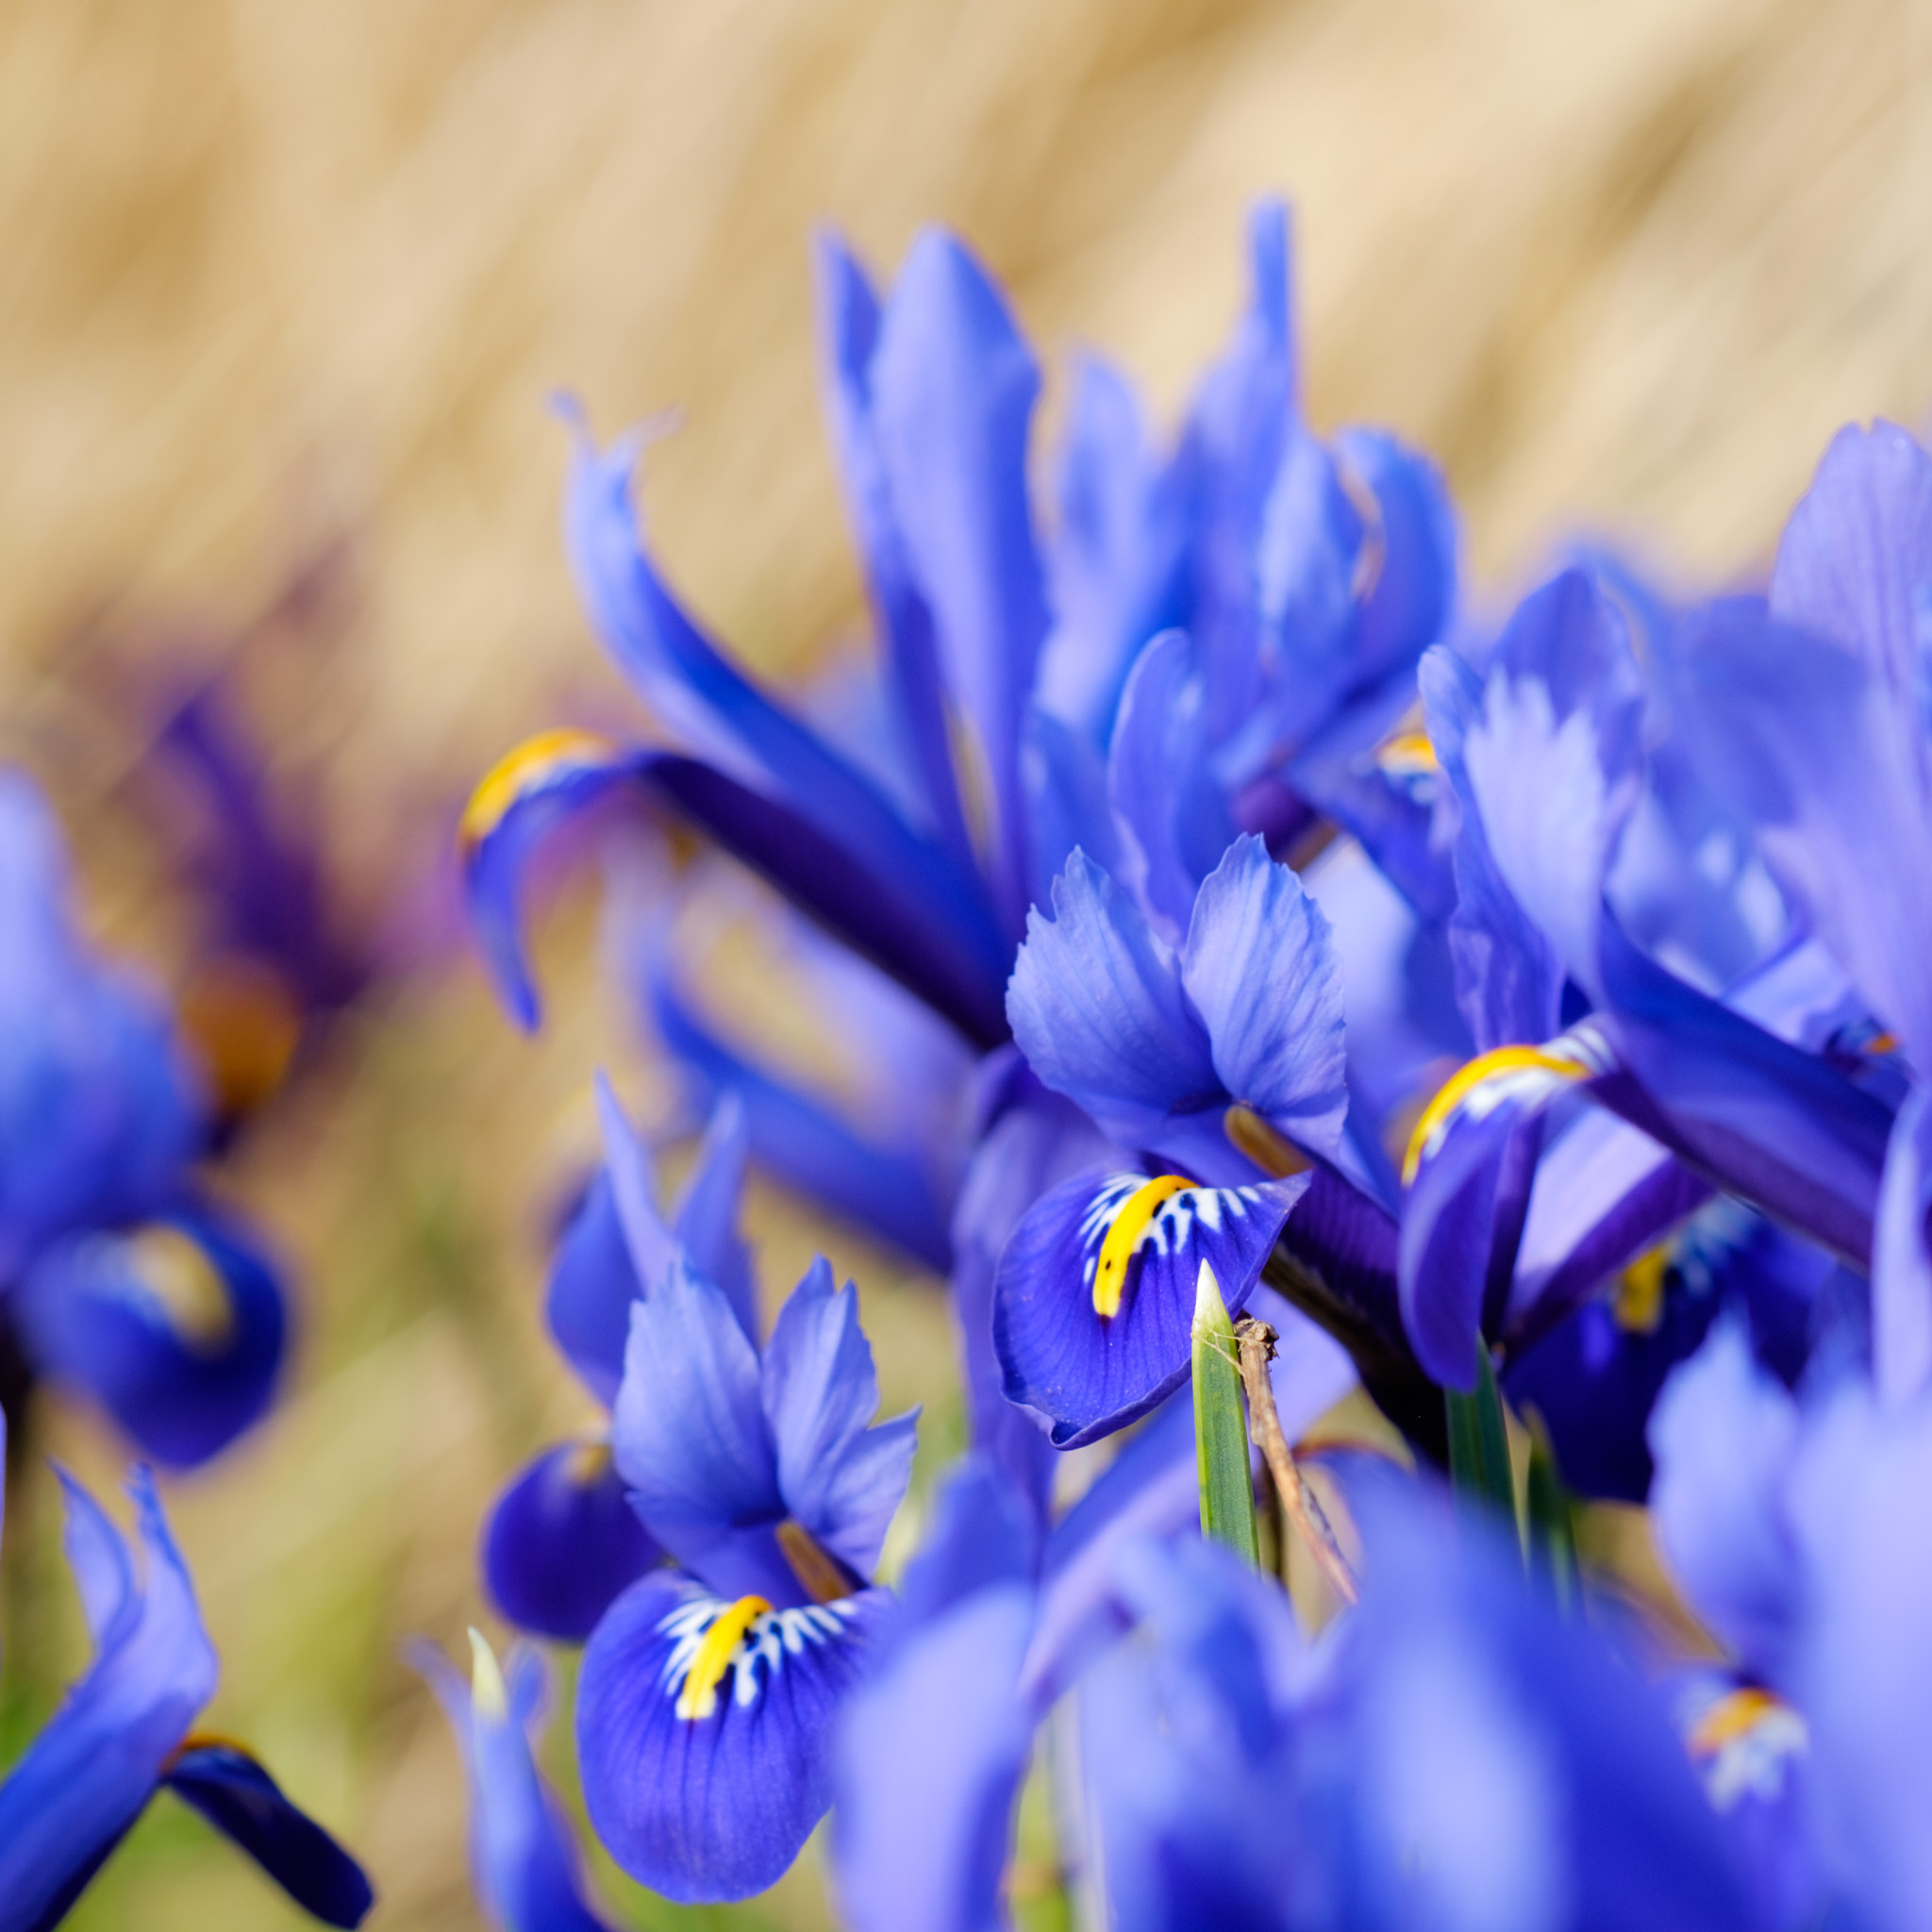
[761,1258,917,1582]
[993,1168,1307,1449]
[161,1742,373,1927]
[873,228,1049,934]
[1873,1082,1932,1407]
[416,1633,617,1932]
[1397,1031,1612,1391]
[610,1257,786,1602]
[482,1441,663,1643]
[576,1572,889,1905]
[560,426,1011,1044]
[0,1470,217,1929]
[14,1211,286,1469]
[459,730,648,1030]
[1006,851,1219,1163]
[949,1087,1109,1525]
[1179,835,1349,1164]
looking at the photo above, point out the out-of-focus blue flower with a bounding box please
[1400,568,1893,1396]
[415,1630,616,1932]
[0,772,203,1285]
[1662,422,1932,1408]
[481,1076,750,1641]
[0,770,293,1471]
[13,1209,287,1470]
[0,1445,372,1932]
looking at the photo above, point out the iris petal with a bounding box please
[993,1167,1307,1448]
[482,1441,663,1642]
[15,1210,286,1469]
[577,1572,888,1904]
[162,1742,373,1927]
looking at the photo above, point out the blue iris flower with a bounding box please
[0,1429,372,1931]
[481,1075,747,1641]
[459,202,1454,1283]
[493,1093,917,1904]
[0,771,290,1470]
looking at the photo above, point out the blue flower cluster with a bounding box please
[444,200,1932,1927]
[0,765,375,1924]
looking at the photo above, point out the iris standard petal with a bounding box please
[610,1257,784,1599]
[993,1167,1307,1448]
[673,1091,757,1341]
[1670,598,1932,1072]
[1338,425,1459,690]
[543,1172,641,1408]
[1107,629,1225,944]
[813,232,974,870]
[14,1211,286,1469]
[1006,850,1219,1155]
[1179,835,1349,1163]
[1023,706,1123,913]
[0,1470,216,1932]
[761,1258,917,1582]
[1037,352,1189,741]
[162,1741,373,1927]
[482,1441,664,1643]
[872,227,1049,934]
[576,1571,889,1904]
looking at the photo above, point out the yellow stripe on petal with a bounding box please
[1092,1175,1192,1319]
[1688,1687,1780,1759]
[459,729,625,856]
[1376,729,1441,776]
[1401,1044,1596,1188]
[675,1595,772,1721]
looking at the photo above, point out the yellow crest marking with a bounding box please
[1688,1686,1781,1759]
[1376,728,1441,775]
[459,729,623,855]
[1400,1045,1593,1188]
[1092,1175,1192,1320]
[130,1225,233,1350]
[1613,1245,1670,1333]
[675,1595,772,1720]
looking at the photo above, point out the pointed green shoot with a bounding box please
[1444,1343,1517,1536]
[1192,1262,1259,1566]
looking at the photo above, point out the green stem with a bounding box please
[1524,1411,1577,1610]
[1443,1344,1517,1539]
[1192,1263,1259,1566]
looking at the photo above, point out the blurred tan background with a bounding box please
[0,0,1928,1925]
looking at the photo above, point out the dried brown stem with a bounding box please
[1234,1317,1359,1607]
